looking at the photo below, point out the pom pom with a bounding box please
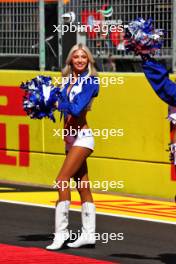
[124,17,164,55]
[20,75,61,122]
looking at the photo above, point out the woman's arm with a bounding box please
[57,77,99,117]
[142,56,176,106]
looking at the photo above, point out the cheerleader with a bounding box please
[46,43,99,250]
[141,54,176,106]
[124,18,176,104]
[141,54,176,164]
[124,17,176,163]
[168,106,176,164]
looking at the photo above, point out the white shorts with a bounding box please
[64,128,95,152]
[168,106,176,124]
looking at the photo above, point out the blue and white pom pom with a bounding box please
[20,76,60,122]
[125,18,164,55]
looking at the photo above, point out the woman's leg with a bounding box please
[46,146,92,250]
[56,146,92,201]
[170,123,176,164]
[67,160,96,248]
[73,160,93,203]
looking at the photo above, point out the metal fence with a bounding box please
[0,1,39,56]
[63,0,173,59]
[0,0,175,70]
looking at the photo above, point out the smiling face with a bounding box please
[71,49,88,74]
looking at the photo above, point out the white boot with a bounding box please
[46,200,70,250]
[67,202,96,248]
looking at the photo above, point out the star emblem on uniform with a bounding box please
[63,212,68,217]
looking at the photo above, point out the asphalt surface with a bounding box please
[1,201,176,264]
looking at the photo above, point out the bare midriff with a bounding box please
[64,110,89,131]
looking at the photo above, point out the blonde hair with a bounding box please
[62,43,98,78]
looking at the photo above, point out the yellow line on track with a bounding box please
[0,191,176,223]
